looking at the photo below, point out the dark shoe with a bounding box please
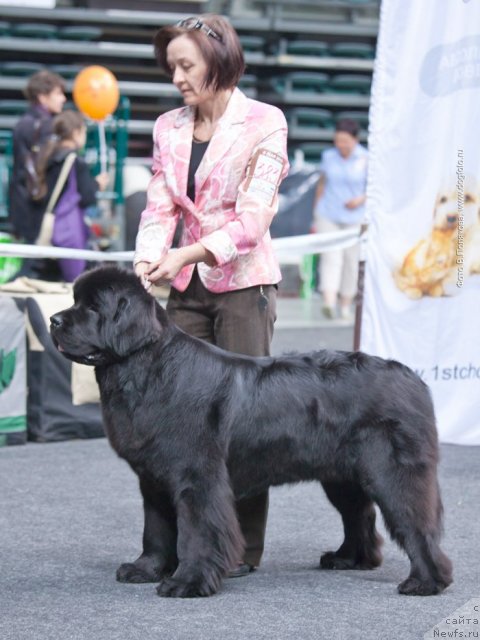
[227,563,255,578]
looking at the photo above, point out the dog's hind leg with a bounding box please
[319,481,383,570]
[156,462,244,598]
[117,478,178,584]
[367,469,453,596]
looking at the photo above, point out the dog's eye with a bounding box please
[465,193,474,203]
[439,196,448,204]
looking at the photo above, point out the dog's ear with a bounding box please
[113,296,130,323]
[103,294,166,359]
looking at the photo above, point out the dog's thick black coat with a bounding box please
[50,266,453,598]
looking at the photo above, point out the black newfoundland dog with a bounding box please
[50,266,452,598]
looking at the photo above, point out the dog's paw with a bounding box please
[397,576,447,596]
[319,551,379,571]
[156,576,216,598]
[116,562,165,584]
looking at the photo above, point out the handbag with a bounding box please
[36,152,89,282]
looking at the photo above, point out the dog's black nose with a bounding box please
[50,313,63,328]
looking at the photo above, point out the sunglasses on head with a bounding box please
[175,17,222,42]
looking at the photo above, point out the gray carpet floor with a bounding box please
[1,438,478,640]
[1,322,478,639]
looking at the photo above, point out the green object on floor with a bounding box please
[0,233,22,284]
[300,254,318,299]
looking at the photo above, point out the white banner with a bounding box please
[361,0,480,444]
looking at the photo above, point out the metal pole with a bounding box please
[353,223,368,351]
[98,120,107,175]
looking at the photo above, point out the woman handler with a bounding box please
[134,14,289,577]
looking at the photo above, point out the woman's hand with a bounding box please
[135,261,153,291]
[345,195,366,210]
[145,251,186,286]
[136,244,215,289]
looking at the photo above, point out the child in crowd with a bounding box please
[35,109,109,281]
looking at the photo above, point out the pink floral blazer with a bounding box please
[134,88,289,292]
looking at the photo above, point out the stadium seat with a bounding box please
[57,26,102,41]
[269,72,330,95]
[10,23,58,39]
[289,72,329,94]
[329,74,371,94]
[0,100,28,115]
[0,21,10,36]
[330,42,375,59]
[239,35,265,53]
[50,64,84,79]
[285,40,329,57]
[2,61,45,76]
[287,107,335,130]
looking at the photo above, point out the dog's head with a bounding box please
[50,266,169,366]
[433,176,480,231]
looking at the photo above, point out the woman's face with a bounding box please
[334,131,358,158]
[72,126,87,149]
[166,34,212,106]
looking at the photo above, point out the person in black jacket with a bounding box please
[35,110,109,280]
[8,70,67,245]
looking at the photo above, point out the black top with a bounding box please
[46,148,98,209]
[187,139,209,202]
[8,105,53,242]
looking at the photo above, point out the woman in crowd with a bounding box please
[134,14,289,577]
[313,118,368,320]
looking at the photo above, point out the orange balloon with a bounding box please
[73,66,119,121]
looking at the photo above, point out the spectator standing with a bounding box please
[8,70,67,246]
[313,119,368,320]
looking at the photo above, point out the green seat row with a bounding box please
[287,107,335,130]
[0,61,85,79]
[287,107,369,130]
[269,72,330,94]
[0,99,29,116]
[283,40,375,59]
[0,21,102,41]
[218,35,375,59]
[269,72,371,95]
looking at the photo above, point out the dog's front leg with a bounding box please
[156,464,244,598]
[117,477,178,583]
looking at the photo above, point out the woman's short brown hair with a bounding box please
[153,14,245,92]
[24,70,66,103]
[335,118,360,138]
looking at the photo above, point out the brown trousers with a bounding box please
[166,268,277,566]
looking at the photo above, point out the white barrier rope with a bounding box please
[0,243,133,262]
[0,228,363,264]
[273,227,362,264]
